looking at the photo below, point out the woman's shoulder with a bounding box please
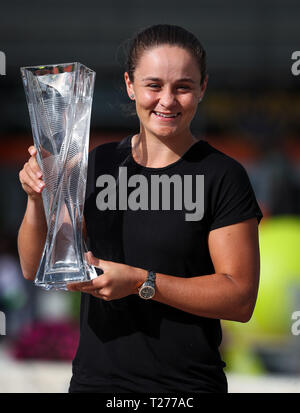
[190,139,247,175]
[88,135,132,163]
[89,135,131,155]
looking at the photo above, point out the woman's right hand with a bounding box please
[19,146,45,200]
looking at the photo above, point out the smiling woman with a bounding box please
[17,24,263,394]
[124,38,208,167]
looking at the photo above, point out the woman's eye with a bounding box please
[148,84,160,88]
[146,84,191,91]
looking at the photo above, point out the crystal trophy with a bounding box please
[21,62,97,290]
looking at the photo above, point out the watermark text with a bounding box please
[95,167,204,221]
[291,51,300,76]
[0,51,6,75]
[291,311,300,336]
[0,311,6,335]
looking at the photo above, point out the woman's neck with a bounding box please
[131,130,197,168]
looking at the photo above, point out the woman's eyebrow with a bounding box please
[177,78,196,83]
[141,77,196,83]
[141,77,161,82]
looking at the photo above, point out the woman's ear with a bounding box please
[124,72,135,100]
[199,74,209,101]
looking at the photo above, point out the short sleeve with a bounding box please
[209,159,263,231]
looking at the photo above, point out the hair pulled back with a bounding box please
[126,24,207,86]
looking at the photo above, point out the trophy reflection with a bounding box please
[21,62,97,290]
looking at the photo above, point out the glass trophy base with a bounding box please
[34,270,96,291]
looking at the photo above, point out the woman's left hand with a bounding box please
[66,251,145,300]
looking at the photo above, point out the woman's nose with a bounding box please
[159,88,177,108]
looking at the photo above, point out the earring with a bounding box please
[130,94,135,99]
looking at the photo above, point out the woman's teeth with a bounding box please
[153,111,179,118]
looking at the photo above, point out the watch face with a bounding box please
[139,285,155,299]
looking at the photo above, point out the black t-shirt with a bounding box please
[69,135,263,393]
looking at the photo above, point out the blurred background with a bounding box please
[1,0,300,392]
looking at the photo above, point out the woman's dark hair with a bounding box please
[126,24,207,85]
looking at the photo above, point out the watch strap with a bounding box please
[147,270,156,284]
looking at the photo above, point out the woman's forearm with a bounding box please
[17,196,47,280]
[137,269,257,323]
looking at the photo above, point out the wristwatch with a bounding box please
[138,270,156,300]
